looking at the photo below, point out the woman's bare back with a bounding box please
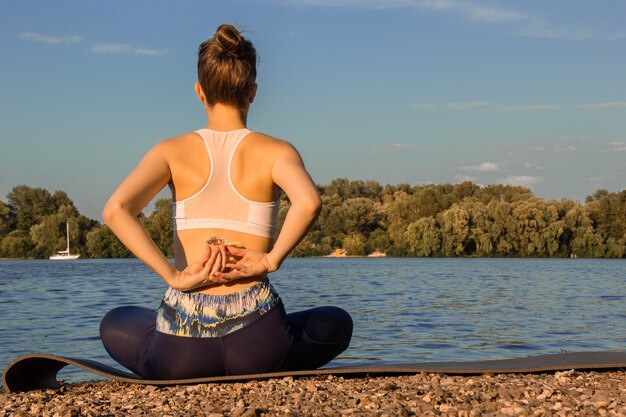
[160,130,289,294]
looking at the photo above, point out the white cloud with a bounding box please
[553,145,576,153]
[283,0,620,41]
[519,19,625,41]
[411,0,526,23]
[446,101,493,110]
[558,135,589,142]
[460,161,499,172]
[18,32,166,57]
[19,32,82,44]
[589,175,613,183]
[282,0,525,23]
[523,162,545,170]
[501,104,559,111]
[576,102,626,110]
[500,175,542,187]
[601,141,626,153]
[91,43,165,56]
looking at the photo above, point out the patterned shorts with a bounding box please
[156,279,281,338]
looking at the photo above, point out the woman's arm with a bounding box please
[265,144,321,270]
[103,143,223,290]
[213,143,321,281]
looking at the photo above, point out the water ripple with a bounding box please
[1,258,624,382]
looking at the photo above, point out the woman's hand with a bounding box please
[211,245,275,282]
[170,244,227,290]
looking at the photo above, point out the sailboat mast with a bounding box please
[66,222,70,252]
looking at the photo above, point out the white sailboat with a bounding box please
[49,222,80,260]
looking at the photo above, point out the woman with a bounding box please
[100,24,352,379]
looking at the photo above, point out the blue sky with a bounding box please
[1,0,625,219]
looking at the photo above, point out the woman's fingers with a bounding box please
[203,244,231,273]
[210,255,225,279]
[201,244,212,262]
[219,245,227,272]
[203,246,220,276]
[226,245,246,257]
[213,260,250,279]
[213,269,243,281]
[202,245,269,283]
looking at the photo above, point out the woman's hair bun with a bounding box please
[197,24,257,110]
[214,24,247,57]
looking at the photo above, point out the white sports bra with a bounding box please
[171,128,280,238]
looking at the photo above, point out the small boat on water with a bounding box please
[49,223,80,260]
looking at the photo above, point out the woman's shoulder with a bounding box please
[159,131,201,146]
[151,131,203,155]
[246,131,299,155]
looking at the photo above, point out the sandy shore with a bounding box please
[2,370,625,416]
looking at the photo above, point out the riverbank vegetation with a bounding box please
[0,181,624,259]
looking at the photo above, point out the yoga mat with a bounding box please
[4,351,626,393]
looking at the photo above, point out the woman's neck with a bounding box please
[205,103,248,131]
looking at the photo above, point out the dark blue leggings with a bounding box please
[100,301,352,379]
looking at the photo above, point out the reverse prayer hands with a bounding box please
[170,244,227,290]
[210,245,276,282]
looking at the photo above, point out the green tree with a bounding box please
[293,230,333,257]
[367,228,391,254]
[3,181,623,259]
[315,194,346,248]
[464,201,493,256]
[343,233,366,256]
[381,183,411,199]
[511,199,563,257]
[275,197,291,237]
[477,184,533,204]
[406,216,441,257]
[0,200,14,237]
[323,178,352,200]
[452,181,480,201]
[604,237,626,258]
[86,225,132,258]
[143,198,173,257]
[487,200,517,256]
[586,190,626,244]
[439,204,471,256]
[52,191,77,214]
[383,191,420,243]
[571,229,606,258]
[0,230,33,258]
[336,197,381,236]
[412,186,457,218]
[30,213,64,258]
[7,185,56,232]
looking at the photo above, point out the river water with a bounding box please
[1,258,624,382]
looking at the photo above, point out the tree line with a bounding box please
[0,185,170,259]
[1,181,624,259]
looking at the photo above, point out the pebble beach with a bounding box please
[2,370,625,416]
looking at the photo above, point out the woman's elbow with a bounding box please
[102,200,124,226]
[306,193,322,218]
[290,192,321,219]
